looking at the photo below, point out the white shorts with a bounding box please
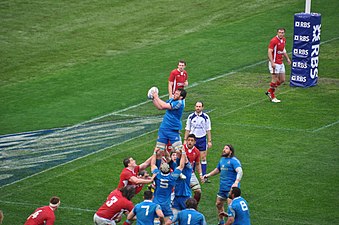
[190,173,201,191]
[93,213,116,225]
[268,61,285,74]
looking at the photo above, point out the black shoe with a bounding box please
[205,178,211,183]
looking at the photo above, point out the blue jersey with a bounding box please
[132,200,162,225]
[174,162,192,197]
[217,157,242,191]
[227,196,251,225]
[173,208,207,225]
[159,98,185,130]
[153,168,181,206]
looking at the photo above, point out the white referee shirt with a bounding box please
[185,112,211,138]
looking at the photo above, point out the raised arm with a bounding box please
[152,92,172,110]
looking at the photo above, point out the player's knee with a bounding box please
[156,142,166,151]
[172,141,183,151]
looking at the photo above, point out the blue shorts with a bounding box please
[159,203,173,217]
[217,189,230,200]
[195,136,207,151]
[157,128,181,145]
[172,196,190,210]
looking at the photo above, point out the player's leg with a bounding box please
[216,195,227,225]
[266,61,279,101]
[190,173,202,204]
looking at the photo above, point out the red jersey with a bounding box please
[118,166,144,194]
[184,144,200,172]
[168,69,188,94]
[96,189,134,220]
[24,206,55,225]
[268,36,286,64]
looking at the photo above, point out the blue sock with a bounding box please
[201,160,207,175]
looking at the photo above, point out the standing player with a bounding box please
[219,187,251,225]
[123,190,165,225]
[184,134,204,204]
[151,88,187,153]
[166,198,207,225]
[168,60,188,99]
[184,101,212,179]
[151,147,186,223]
[118,156,154,194]
[94,186,135,225]
[203,145,243,225]
[24,196,61,225]
[265,27,291,103]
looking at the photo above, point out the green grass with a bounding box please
[1,0,338,224]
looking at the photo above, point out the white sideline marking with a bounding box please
[312,120,339,132]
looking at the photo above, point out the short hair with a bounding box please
[187,133,196,140]
[231,187,241,198]
[277,27,286,32]
[143,190,153,200]
[123,157,131,167]
[178,60,186,65]
[177,88,187,99]
[185,198,198,210]
[120,185,136,200]
[160,162,170,174]
[195,101,204,107]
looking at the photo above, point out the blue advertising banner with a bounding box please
[290,13,321,87]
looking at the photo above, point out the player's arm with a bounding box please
[203,167,220,183]
[207,130,212,149]
[225,216,235,225]
[168,81,174,98]
[150,148,158,171]
[195,160,204,181]
[156,207,165,225]
[129,175,152,185]
[268,47,275,68]
[232,167,243,187]
[139,155,152,171]
[177,147,187,170]
[283,48,291,65]
[152,92,172,110]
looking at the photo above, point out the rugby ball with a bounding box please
[147,86,159,99]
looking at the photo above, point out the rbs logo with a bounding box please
[295,21,311,28]
[310,24,321,79]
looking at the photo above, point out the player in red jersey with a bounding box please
[24,196,60,225]
[94,185,135,225]
[168,60,188,98]
[118,156,154,194]
[265,28,291,103]
[184,134,204,204]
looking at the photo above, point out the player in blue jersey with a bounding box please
[203,144,243,225]
[124,190,165,225]
[166,198,207,225]
[172,150,192,218]
[150,147,187,223]
[151,88,187,153]
[219,187,251,225]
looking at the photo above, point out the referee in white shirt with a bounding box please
[184,101,212,180]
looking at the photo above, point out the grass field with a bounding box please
[1,0,338,224]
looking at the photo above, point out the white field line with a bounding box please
[0,200,96,212]
[312,120,339,132]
